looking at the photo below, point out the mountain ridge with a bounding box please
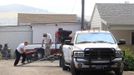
[0,4,48,13]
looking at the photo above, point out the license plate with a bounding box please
[91,65,107,69]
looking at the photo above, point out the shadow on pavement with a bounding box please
[63,70,115,75]
[15,65,60,68]
[80,71,115,75]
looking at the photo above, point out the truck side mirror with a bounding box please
[118,39,126,45]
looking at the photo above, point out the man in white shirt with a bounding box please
[42,33,52,57]
[14,41,28,66]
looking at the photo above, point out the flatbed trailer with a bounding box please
[24,43,61,63]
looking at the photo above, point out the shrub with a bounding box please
[120,45,134,71]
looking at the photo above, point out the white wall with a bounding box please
[32,23,81,44]
[0,26,32,56]
[91,7,102,29]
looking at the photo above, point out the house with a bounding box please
[0,13,81,56]
[90,3,134,45]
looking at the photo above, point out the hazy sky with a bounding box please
[0,0,134,20]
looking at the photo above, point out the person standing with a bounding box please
[2,44,9,60]
[14,41,28,66]
[55,28,63,44]
[42,33,52,57]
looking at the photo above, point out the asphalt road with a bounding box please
[0,60,133,75]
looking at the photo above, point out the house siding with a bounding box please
[91,7,102,30]
[111,30,134,45]
[110,25,134,30]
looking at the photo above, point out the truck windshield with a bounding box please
[76,33,116,44]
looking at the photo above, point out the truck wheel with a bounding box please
[37,52,42,59]
[59,56,63,67]
[59,46,63,67]
[114,63,124,75]
[71,61,80,75]
[36,48,44,59]
[62,56,68,70]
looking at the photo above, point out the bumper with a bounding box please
[73,58,123,70]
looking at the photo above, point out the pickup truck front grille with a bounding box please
[84,48,115,60]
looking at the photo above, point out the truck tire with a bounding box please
[71,61,80,75]
[36,48,44,59]
[59,56,63,67]
[37,52,42,59]
[114,63,124,75]
[62,56,68,70]
[59,45,63,67]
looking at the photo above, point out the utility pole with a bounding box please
[81,0,85,30]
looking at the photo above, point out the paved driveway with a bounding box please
[0,60,133,75]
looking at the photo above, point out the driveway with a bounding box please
[0,60,133,75]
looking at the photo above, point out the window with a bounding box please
[75,32,116,44]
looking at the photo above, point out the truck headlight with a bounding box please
[73,51,84,58]
[115,50,123,58]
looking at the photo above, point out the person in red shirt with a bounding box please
[55,28,63,44]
